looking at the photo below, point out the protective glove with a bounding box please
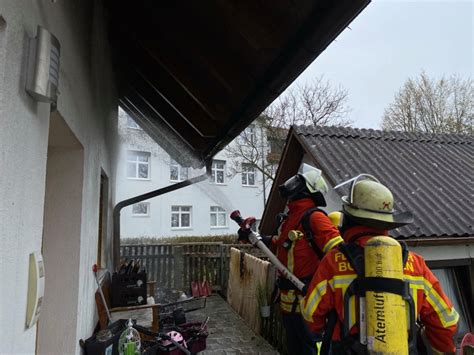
[236,216,257,244]
[237,227,252,244]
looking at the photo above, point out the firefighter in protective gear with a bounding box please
[301,175,459,354]
[272,165,343,355]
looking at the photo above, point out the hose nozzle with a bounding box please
[230,210,256,230]
[230,210,244,226]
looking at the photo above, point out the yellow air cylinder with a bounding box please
[364,236,407,354]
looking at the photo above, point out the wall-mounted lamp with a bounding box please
[26,26,60,104]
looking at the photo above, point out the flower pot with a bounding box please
[260,305,271,318]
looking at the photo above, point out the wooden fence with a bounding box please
[120,243,266,295]
[120,242,287,353]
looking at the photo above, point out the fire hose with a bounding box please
[230,210,306,293]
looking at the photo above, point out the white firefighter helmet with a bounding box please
[340,174,413,230]
[279,164,328,205]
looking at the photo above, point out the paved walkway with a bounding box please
[186,294,279,355]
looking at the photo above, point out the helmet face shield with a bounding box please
[278,175,305,199]
[302,169,328,195]
[278,165,328,206]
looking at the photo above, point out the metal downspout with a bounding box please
[112,171,209,268]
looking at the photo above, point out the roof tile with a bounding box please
[294,126,473,239]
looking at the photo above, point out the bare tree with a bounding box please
[381,72,474,135]
[225,76,351,200]
[264,76,351,128]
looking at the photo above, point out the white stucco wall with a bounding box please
[115,114,267,238]
[0,1,118,353]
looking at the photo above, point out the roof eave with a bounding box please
[404,236,474,247]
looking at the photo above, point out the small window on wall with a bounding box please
[171,206,191,228]
[210,206,227,228]
[126,151,150,179]
[211,160,225,184]
[170,159,189,182]
[242,163,256,186]
[132,202,149,217]
[239,124,256,145]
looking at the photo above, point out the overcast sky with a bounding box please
[293,0,473,129]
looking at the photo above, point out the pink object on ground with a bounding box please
[461,333,474,355]
[191,281,211,296]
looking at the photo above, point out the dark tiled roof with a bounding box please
[294,125,474,239]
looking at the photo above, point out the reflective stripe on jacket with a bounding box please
[300,228,459,352]
[273,198,343,313]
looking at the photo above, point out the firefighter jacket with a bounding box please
[272,198,343,314]
[300,226,459,353]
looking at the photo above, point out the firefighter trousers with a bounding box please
[281,312,319,355]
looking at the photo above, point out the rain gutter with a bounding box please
[404,236,474,247]
[112,171,209,268]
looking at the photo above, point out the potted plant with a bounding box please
[256,282,271,318]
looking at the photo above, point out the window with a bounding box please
[239,124,256,144]
[171,206,191,228]
[126,115,141,129]
[241,163,256,186]
[126,151,150,179]
[132,202,149,216]
[267,136,285,163]
[211,160,226,184]
[170,159,189,182]
[268,137,284,155]
[210,206,227,228]
[432,268,471,341]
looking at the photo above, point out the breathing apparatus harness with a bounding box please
[320,236,419,355]
[276,207,329,318]
[279,207,326,260]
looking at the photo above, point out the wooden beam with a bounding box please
[142,39,234,123]
[120,98,200,167]
[132,68,218,138]
[124,87,208,152]
[214,0,314,51]
[108,4,234,122]
[128,77,209,149]
[142,1,260,88]
[129,42,222,134]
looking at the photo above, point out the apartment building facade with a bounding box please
[115,110,270,238]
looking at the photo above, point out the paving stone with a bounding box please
[187,294,279,354]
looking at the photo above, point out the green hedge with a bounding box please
[121,234,239,245]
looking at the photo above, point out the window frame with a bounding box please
[131,202,150,217]
[210,159,226,184]
[171,205,192,229]
[210,206,228,228]
[126,150,151,180]
[268,136,285,155]
[169,159,189,182]
[241,163,257,186]
[239,124,256,145]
